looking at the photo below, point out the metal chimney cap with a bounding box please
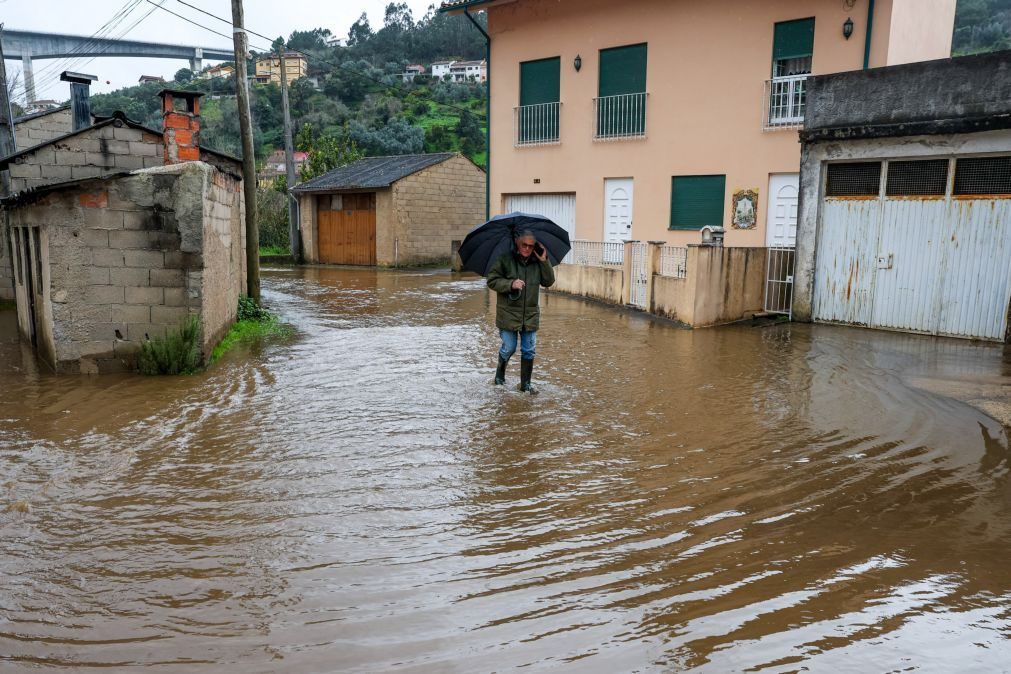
[60,71,99,84]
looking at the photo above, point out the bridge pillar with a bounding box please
[22,51,35,104]
[190,47,203,76]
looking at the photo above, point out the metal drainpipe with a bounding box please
[863,0,876,69]
[464,8,490,220]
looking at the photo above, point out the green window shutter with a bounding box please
[598,43,647,97]
[773,18,815,61]
[670,175,726,230]
[520,57,560,106]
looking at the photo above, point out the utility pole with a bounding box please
[278,48,300,262]
[231,0,260,302]
[0,24,18,197]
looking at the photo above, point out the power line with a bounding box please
[143,0,236,43]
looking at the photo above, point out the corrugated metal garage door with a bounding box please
[504,193,576,262]
[812,157,1011,341]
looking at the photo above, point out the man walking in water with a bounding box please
[487,230,555,393]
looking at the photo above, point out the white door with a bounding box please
[504,193,576,262]
[604,178,634,243]
[766,173,799,247]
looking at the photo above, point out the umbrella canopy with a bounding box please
[458,212,572,277]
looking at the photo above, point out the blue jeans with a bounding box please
[499,329,536,361]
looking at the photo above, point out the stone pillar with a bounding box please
[159,89,203,164]
[190,48,203,75]
[22,51,35,104]
[646,240,666,313]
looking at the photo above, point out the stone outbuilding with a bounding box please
[1,86,246,373]
[793,50,1011,343]
[292,152,485,266]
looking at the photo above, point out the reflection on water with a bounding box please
[1,266,1009,672]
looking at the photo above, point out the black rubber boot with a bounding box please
[519,357,537,394]
[494,356,509,385]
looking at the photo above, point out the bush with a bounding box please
[238,296,272,321]
[138,315,202,375]
[257,186,290,251]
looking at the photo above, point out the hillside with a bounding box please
[953,0,1011,55]
[89,4,489,168]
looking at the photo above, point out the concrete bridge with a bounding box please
[1,29,233,102]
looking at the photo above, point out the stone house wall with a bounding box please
[5,161,245,373]
[386,154,485,266]
[0,228,12,301]
[14,108,74,151]
[6,122,165,194]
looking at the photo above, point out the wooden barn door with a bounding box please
[318,193,377,265]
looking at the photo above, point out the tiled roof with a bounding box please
[439,0,496,10]
[291,153,457,192]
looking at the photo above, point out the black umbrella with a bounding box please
[458,212,572,277]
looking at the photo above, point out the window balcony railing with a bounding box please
[593,92,648,141]
[764,74,808,130]
[514,102,561,146]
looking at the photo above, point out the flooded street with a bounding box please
[1,266,1010,672]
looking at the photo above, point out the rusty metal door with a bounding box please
[318,193,376,266]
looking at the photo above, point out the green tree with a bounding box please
[295,123,364,181]
[174,68,194,84]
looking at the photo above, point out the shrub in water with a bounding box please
[138,315,202,375]
[237,296,271,322]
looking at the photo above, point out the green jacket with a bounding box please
[487,251,556,331]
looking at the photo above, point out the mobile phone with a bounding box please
[534,242,546,256]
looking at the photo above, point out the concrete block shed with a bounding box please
[293,153,486,267]
[794,50,1011,343]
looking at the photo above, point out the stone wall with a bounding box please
[14,108,74,151]
[387,154,485,266]
[5,161,244,373]
[6,121,164,194]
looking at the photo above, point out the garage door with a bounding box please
[812,157,1011,341]
[504,193,576,263]
[318,192,376,265]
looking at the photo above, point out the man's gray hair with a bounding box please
[515,229,537,240]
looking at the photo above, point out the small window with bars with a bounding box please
[885,159,949,197]
[953,156,1011,196]
[825,162,882,197]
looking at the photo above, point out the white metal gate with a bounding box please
[629,241,648,309]
[765,246,795,316]
[812,157,1011,341]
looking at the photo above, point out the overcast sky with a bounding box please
[2,0,438,104]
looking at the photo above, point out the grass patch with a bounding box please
[260,245,288,257]
[209,297,294,364]
[139,315,202,375]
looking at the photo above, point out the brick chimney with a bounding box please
[60,71,97,132]
[158,89,203,164]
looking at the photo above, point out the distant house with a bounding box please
[254,52,307,85]
[138,75,165,85]
[325,35,344,48]
[431,60,455,79]
[257,149,309,187]
[24,100,62,114]
[402,64,426,82]
[292,153,485,267]
[450,60,487,82]
[200,65,234,80]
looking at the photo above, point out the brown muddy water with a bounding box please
[1,266,1010,673]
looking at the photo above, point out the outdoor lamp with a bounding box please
[574,54,582,72]
[843,17,854,40]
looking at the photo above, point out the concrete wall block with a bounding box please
[71,166,105,180]
[85,285,125,304]
[110,267,150,287]
[84,266,111,285]
[151,268,185,287]
[89,323,128,341]
[8,162,41,179]
[151,305,190,325]
[103,139,130,155]
[79,340,116,357]
[114,155,145,170]
[163,287,187,307]
[108,304,151,324]
[126,286,164,305]
[81,229,109,247]
[83,208,124,230]
[124,250,164,268]
[112,127,144,142]
[109,230,158,249]
[129,141,158,157]
[127,323,165,341]
[40,164,73,180]
[92,248,125,267]
[85,152,117,168]
[142,157,163,169]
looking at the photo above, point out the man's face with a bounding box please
[516,237,536,256]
